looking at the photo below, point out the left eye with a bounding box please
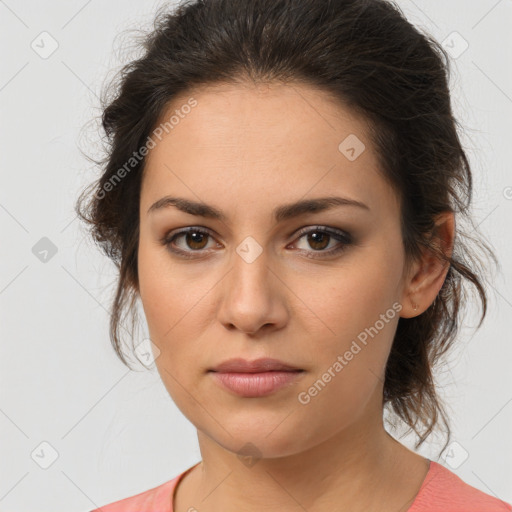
[162,226,352,259]
[290,226,352,256]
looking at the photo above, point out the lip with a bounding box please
[208,358,305,397]
[209,357,302,373]
[210,371,304,397]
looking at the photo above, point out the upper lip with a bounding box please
[209,358,303,373]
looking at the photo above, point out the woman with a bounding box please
[76,0,511,510]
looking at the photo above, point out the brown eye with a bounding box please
[183,231,209,250]
[306,232,330,251]
[162,225,352,260]
[292,226,353,258]
[162,227,218,258]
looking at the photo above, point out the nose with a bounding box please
[217,248,289,336]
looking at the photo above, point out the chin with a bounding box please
[206,421,313,461]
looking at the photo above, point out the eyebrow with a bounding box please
[147,195,370,222]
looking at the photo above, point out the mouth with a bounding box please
[207,358,305,397]
[208,370,305,397]
[209,357,303,373]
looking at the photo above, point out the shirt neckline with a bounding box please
[170,459,434,511]
[170,461,202,510]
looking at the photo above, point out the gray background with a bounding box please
[1,0,511,510]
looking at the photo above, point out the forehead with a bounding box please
[149,81,368,157]
[141,81,397,218]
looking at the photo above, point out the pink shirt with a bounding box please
[90,460,512,511]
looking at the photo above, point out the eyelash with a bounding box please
[160,225,353,260]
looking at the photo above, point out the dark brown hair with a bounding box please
[76,0,498,452]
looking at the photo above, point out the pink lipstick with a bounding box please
[208,358,305,397]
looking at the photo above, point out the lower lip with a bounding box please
[209,370,304,397]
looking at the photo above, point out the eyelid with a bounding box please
[292,225,352,243]
[161,224,353,259]
[160,226,218,250]
[161,224,351,243]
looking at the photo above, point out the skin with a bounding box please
[137,81,455,512]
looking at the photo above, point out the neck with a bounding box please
[174,400,429,512]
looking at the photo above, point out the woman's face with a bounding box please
[137,82,412,458]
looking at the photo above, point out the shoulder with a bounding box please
[409,461,512,512]
[88,474,181,512]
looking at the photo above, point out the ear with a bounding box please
[400,211,455,318]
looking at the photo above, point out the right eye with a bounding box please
[161,227,221,259]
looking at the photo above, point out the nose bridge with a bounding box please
[232,240,270,296]
[217,236,287,333]
[230,237,273,308]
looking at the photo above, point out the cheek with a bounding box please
[310,264,399,342]
[294,269,400,434]
[138,240,205,336]
[137,239,216,388]
[301,246,403,381]
[138,246,203,414]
